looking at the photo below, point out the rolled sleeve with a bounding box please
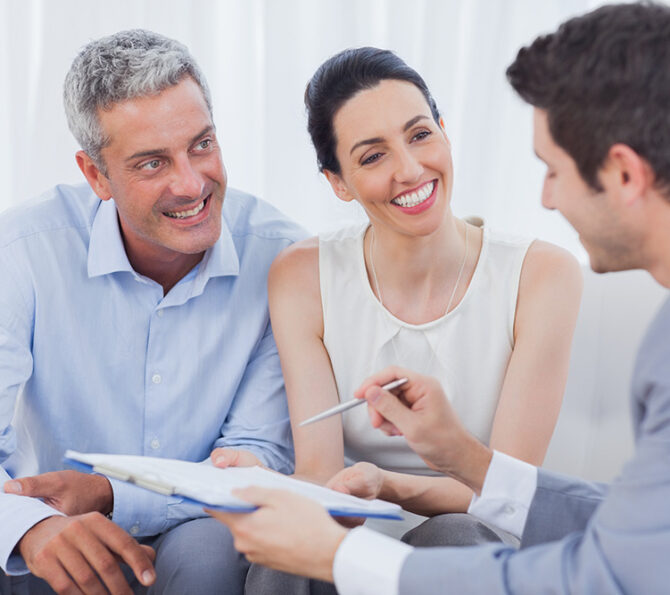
[215,323,294,474]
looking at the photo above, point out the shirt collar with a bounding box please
[87,198,134,277]
[87,198,240,283]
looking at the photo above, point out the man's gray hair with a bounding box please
[63,29,212,171]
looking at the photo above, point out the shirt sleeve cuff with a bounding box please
[0,494,64,575]
[333,527,412,595]
[109,477,169,537]
[467,450,537,538]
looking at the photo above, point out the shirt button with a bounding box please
[150,438,161,450]
[130,524,140,535]
[152,374,162,384]
[502,504,515,515]
[157,309,164,317]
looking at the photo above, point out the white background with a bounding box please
[3,1,669,481]
[0,0,640,258]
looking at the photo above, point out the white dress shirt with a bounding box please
[333,451,538,595]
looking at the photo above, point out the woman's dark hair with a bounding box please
[507,2,670,196]
[305,47,440,174]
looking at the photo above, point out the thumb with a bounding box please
[325,475,351,494]
[211,448,239,468]
[212,448,262,468]
[3,479,23,495]
[365,386,413,433]
[140,544,156,563]
[3,475,49,497]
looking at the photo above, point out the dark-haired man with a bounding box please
[209,3,670,593]
[0,29,304,594]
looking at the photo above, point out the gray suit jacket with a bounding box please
[399,296,670,594]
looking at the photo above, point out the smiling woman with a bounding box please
[233,46,583,593]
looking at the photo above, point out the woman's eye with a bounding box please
[361,152,382,165]
[412,130,431,142]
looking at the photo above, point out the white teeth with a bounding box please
[392,181,435,208]
[165,200,206,219]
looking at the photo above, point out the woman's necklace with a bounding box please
[368,219,469,371]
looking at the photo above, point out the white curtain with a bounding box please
[0,0,637,257]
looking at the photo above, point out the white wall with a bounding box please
[545,268,668,481]
[0,0,637,256]
[3,0,667,480]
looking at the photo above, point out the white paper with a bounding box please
[65,450,403,519]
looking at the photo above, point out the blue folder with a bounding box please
[64,450,403,520]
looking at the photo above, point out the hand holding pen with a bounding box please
[299,377,408,427]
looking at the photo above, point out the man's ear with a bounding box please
[76,150,113,201]
[323,169,355,203]
[602,143,654,206]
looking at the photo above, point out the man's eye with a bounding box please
[193,138,212,152]
[140,159,161,170]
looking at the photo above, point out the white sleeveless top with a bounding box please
[319,222,533,476]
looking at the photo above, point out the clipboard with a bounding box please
[64,450,403,520]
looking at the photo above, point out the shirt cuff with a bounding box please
[109,477,169,537]
[0,493,64,575]
[467,450,537,538]
[333,527,412,595]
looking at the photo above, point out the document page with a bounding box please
[65,450,402,519]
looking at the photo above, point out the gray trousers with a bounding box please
[1,517,249,595]
[244,513,519,595]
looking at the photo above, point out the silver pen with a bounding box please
[299,378,408,427]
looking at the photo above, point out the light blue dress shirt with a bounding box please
[0,183,306,573]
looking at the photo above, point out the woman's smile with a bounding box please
[391,179,437,213]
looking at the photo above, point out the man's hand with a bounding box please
[19,513,155,594]
[4,471,113,516]
[210,448,263,469]
[354,366,493,494]
[207,487,347,583]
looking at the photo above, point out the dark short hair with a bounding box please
[305,47,441,174]
[507,2,670,196]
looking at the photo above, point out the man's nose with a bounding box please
[169,156,205,199]
[541,181,556,210]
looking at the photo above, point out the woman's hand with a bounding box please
[326,462,384,500]
[326,462,385,528]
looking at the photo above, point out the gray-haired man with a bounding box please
[0,30,304,593]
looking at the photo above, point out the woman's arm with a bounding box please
[336,241,582,515]
[487,240,582,464]
[268,238,345,483]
